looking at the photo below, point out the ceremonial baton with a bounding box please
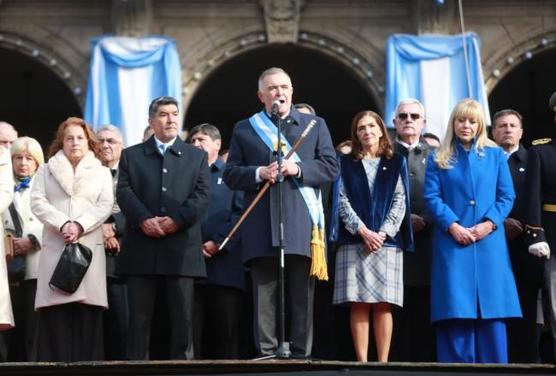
[219,119,317,251]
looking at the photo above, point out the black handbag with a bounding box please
[49,242,93,293]
[6,204,26,283]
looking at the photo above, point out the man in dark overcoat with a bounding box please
[223,67,338,358]
[391,98,436,362]
[116,96,210,360]
[96,125,129,360]
[189,123,245,359]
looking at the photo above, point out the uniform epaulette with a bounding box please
[532,138,552,146]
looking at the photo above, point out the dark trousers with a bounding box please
[436,319,507,363]
[506,280,541,363]
[36,303,104,362]
[250,255,315,358]
[391,285,436,362]
[194,284,244,359]
[104,280,129,360]
[126,276,194,360]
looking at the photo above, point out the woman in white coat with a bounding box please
[31,117,113,361]
[1,137,44,361]
[0,145,14,332]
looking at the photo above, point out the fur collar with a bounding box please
[47,150,102,196]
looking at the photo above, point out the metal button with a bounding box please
[162,187,167,192]
[163,168,168,173]
[469,200,475,205]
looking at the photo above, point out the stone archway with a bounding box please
[0,32,83,148]
[487,32,556,145]
[184,44,377,150]
[182,33,382,149]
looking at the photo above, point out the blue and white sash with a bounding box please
[248,111,326,237]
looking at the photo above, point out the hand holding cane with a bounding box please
[219,119,317,250]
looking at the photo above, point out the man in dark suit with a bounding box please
[492,109,542,363]
[189,123,245,359]
[223,67,338,358]
[96,125,128,360]
[390,98,436,362]
[116,96,210,360]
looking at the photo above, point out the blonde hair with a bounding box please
[10,136,45,166]
[435,99,496,169]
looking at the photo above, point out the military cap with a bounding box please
[550,91,556,112]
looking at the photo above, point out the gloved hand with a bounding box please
[528,242,551,259]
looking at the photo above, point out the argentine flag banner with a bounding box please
[385,32,490,141]
[84,36,182,146]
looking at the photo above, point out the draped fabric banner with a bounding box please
[84,36,182,146]
[385,32,490,140]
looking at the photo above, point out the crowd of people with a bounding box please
[0,67,555,364]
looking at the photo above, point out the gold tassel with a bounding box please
[310,225,328,281]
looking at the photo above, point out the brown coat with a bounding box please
[31,150,113,309]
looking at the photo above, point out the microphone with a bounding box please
[271,99,281,116]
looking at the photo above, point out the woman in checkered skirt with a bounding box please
[331,110,413,362]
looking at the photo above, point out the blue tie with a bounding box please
[159,144,166,155]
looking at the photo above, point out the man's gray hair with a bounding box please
[258,67,291,91]
[395,98,426,118]
[96,124,124,143]
[189,123,221,141]
[0,121,17,136]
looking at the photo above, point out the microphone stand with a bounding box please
[256,108,291,360]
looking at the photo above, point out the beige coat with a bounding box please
[31,150,113,309]
[0,147,14,329]
[2,177,43,280]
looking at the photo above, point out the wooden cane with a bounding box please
[219,119,317,250]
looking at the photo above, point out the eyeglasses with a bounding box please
[397,112,421,121]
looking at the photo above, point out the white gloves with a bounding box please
[528,242,551,259]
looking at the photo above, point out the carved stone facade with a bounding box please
[0,0,554,112]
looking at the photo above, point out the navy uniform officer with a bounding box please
[524,91,556,362]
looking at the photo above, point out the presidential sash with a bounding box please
[248,111,328,280]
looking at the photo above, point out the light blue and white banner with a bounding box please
[385,32,490,141]
[84,36,182,146]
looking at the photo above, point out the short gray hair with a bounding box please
[96,124,124,143]
[258,67,291,91]
[0,121,17,136]
[395,98,426,118]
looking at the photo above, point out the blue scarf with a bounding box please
[14,176,32,192]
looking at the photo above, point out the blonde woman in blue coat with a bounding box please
[424,99,521,363]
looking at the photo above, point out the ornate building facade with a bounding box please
[0,0,555,146]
